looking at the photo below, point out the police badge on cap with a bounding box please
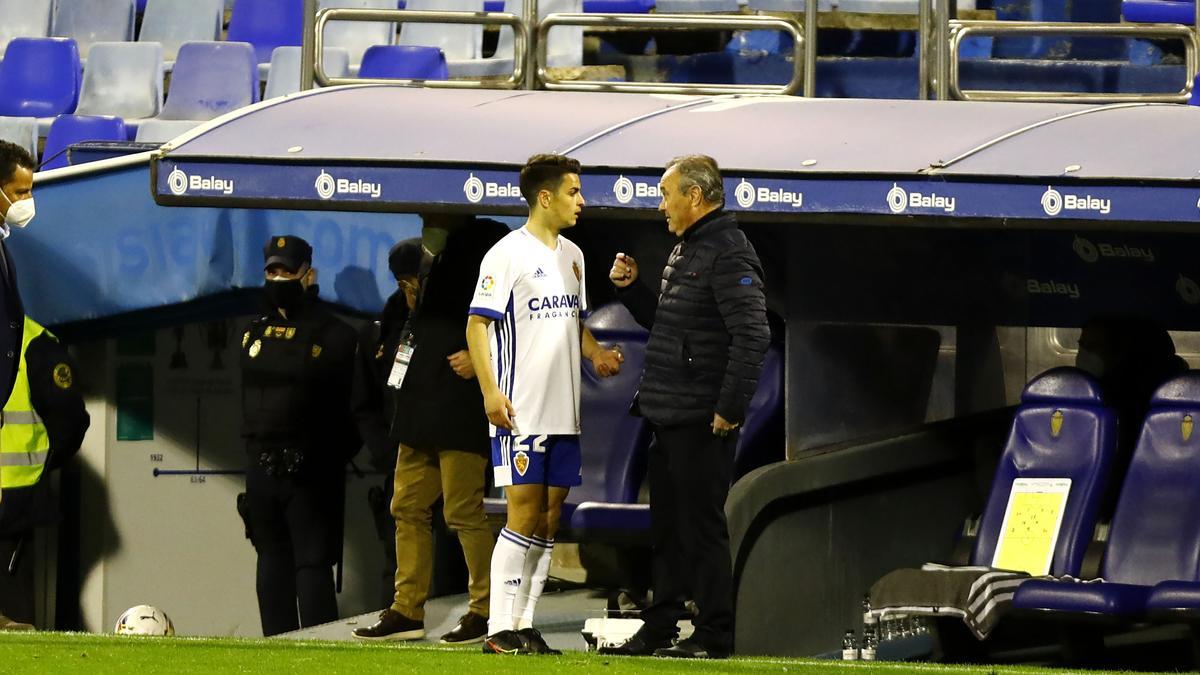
[263,235,313,273]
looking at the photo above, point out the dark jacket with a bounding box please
[351,291,409,472]
[0,332,89,535]
[389,219,509,456]
[0,242,24,408]
[619,210,770,427]
[240,291,360,471]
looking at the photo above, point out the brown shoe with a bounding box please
[352,609,424,641]
[0,613,33,631]
[440,612,487,644]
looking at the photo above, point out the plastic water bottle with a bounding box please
[861,625,878,661]
[841,629,859,660]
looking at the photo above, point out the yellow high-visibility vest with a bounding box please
[0,318,50,490]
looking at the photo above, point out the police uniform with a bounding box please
[0,317,88,627]
[240,236,359,637]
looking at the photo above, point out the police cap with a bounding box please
[388,238,422,280]
[263,235,312,273]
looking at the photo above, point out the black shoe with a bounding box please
[482,629,525,655]
[518,627,562,655]
[597,632,674,656]
[352,609,425,641]
[441,612,488,644]
[654,637,730,659]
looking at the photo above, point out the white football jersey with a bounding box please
[469,227,588,436]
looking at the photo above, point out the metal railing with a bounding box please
[538,12,807,95]
[919,0,1200,103]
[300,0,815,96]
[305,5,528,90]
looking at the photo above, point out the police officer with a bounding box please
[0,316,88,630]
[240,235,359,637]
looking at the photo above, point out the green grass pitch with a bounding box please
[0,632,1163,674]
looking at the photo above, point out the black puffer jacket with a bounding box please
[619,210,770,427]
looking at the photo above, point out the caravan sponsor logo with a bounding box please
[613,175,660,204]
[314,170,381,199]
[1072,236,1154,264]
[733,179,803,209]
[886,184,955,214]
[166,167,233,196]
[527,294,580,320]
[1027,278,1080,300]
[1041,187,1111,216]
[463,173,522,204]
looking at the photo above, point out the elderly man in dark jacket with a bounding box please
[354,215,508,644]
[604,155,769,660]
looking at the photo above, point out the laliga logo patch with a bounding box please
[734,180,756,208]
[480,275,495,291]
[315,171,336,200]
[463,174,485,203]
[167,168,188,196]
[614,175,634,204]
[887,184,908,214]
[514,451,529,476]
[1042,187,1063,216]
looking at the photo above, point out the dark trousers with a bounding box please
[245,464,344,637]
[640,421,737,651]
[0,535,32,625]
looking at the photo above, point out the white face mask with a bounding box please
[0,190,33,229]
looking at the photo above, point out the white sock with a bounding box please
[488,528,531,636]
[513,536,554,630]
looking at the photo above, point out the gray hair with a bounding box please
[666,155,724,206]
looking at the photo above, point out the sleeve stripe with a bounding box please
[469,306,503,320]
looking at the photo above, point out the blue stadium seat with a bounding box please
[75,42,163,129]
[732,343,784,481]
[157,41,259,121]
[358,44,449,80]
[453,0,581,77]
[584,0,655,10]
[321,0,400,69]
[397,0,483,62]
[264,46,352,99]
[51,0,136,61]
[655,0,741,11]
[970,367,1119,576]
[1013,372,1200,618]
[0,117,38,159]
[227,0,306,65]
[0,0,54,59]
[0,38,81,118]
[133,118,202,142]
[137,0,224,67]
[40,114,128,170]
[569,304,786,536]
[1122,0,1195,24]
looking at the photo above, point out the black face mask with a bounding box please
[264,278,307,314]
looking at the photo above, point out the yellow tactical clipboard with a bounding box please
[991,477,1071,576]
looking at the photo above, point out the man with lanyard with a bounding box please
[466,154,623,655]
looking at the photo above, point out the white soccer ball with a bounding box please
[114,605,175,636]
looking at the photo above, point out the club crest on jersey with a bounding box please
[514,451,529,476]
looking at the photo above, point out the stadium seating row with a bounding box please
[897,366,1200,655]
[0,37,453,166]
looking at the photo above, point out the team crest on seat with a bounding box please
[514,451,529,476]
[1050,410,1064,438]
[1184,414,1194,442]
